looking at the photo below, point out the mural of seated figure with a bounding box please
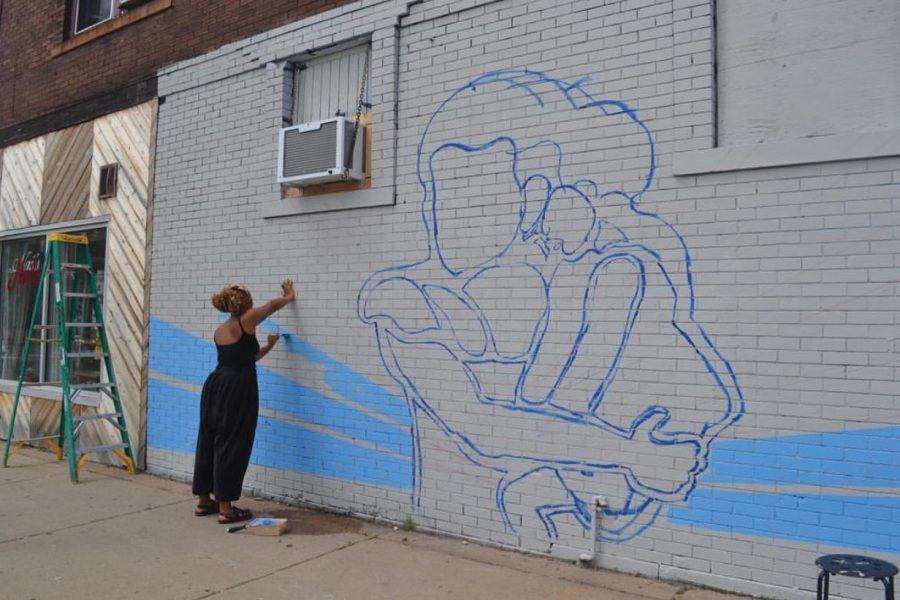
[358,71,744,544]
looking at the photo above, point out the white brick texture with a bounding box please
[148,2,900,599]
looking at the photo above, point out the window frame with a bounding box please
[672,0,900,176]
[0,217,109,398]
[284,41,374,198]
[72,0,119,36]
[290,41,372,126]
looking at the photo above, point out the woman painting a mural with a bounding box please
[193,279,295,524]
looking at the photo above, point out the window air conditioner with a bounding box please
[277,117,365,185]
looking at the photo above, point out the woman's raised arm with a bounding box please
[242,279,295,328]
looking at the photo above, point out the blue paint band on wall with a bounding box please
[701,426,900,489]
[669,489,900,555]
[668,426,900,554]
[148,317,412,489]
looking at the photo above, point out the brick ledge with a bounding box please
[673,130,900,176]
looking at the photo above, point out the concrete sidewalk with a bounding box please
[0,449,745,600]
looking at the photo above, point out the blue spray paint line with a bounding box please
[148,317,413,488]
[701,426,900,489]
[149,378,411,488]
[257,319,411,425]
[669,489,900,555]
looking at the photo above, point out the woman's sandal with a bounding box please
[218,507,253,524]
[194,503,217,517]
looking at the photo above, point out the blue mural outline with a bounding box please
[358,70,745,542]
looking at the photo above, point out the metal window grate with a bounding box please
[282,123,338,178]
[293,44,371,124]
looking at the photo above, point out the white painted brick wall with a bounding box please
[149,2,900,599]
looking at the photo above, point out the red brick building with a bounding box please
[0,0,353,467]
[0,0,354,145]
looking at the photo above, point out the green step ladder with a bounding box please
[2,232,136,482]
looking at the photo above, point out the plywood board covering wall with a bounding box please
[3,102,155,467]
[40,122,92,224]
[0,138,43,230]
[83,101,155,464]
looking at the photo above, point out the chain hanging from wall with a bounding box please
[344,45,371,178]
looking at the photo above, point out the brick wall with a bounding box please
[0,0,355,134]
[147,1,900,599]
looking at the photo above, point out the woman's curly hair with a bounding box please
[212,284,253,315]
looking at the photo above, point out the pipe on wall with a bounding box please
[578,496,609,564]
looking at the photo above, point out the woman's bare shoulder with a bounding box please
[214,319,241,345]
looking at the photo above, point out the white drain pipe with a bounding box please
[578,495,609,563]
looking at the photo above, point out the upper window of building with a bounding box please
[292,43,372,124]
[73,0,117,34]
[716,0,900,146]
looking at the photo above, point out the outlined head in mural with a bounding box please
[359,71,744,544]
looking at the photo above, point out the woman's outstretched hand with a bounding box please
[267,333,280,346]
[282,279,295,301]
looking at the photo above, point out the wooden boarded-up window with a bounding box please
[40,122,92,225]
[717,0,900,145]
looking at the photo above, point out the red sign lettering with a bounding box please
[6,252,42,293]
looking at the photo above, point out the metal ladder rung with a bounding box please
[7,435,60,443]
[4,236,134,484]
[71,382,116,391]
[73,412,122,423]
[77,443,128,454]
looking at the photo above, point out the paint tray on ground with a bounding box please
[246,517,290,536]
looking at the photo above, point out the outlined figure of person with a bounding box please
[359,70,743,543]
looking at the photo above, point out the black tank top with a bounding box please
[215,318,260,370]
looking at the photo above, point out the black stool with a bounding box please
[816,554,897,600]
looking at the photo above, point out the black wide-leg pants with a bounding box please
[192,366,259,502]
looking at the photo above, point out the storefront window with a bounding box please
[0,227,106,385]
[0,237,45,381]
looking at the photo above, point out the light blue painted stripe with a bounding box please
[148,377,411,489]
[257,416,412,489]
[149,317,412,452]
[147,379,201,454]
[704,426,900,488]
[259,318,410,425]
[257,368,412,455]
[669,489,900,555]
